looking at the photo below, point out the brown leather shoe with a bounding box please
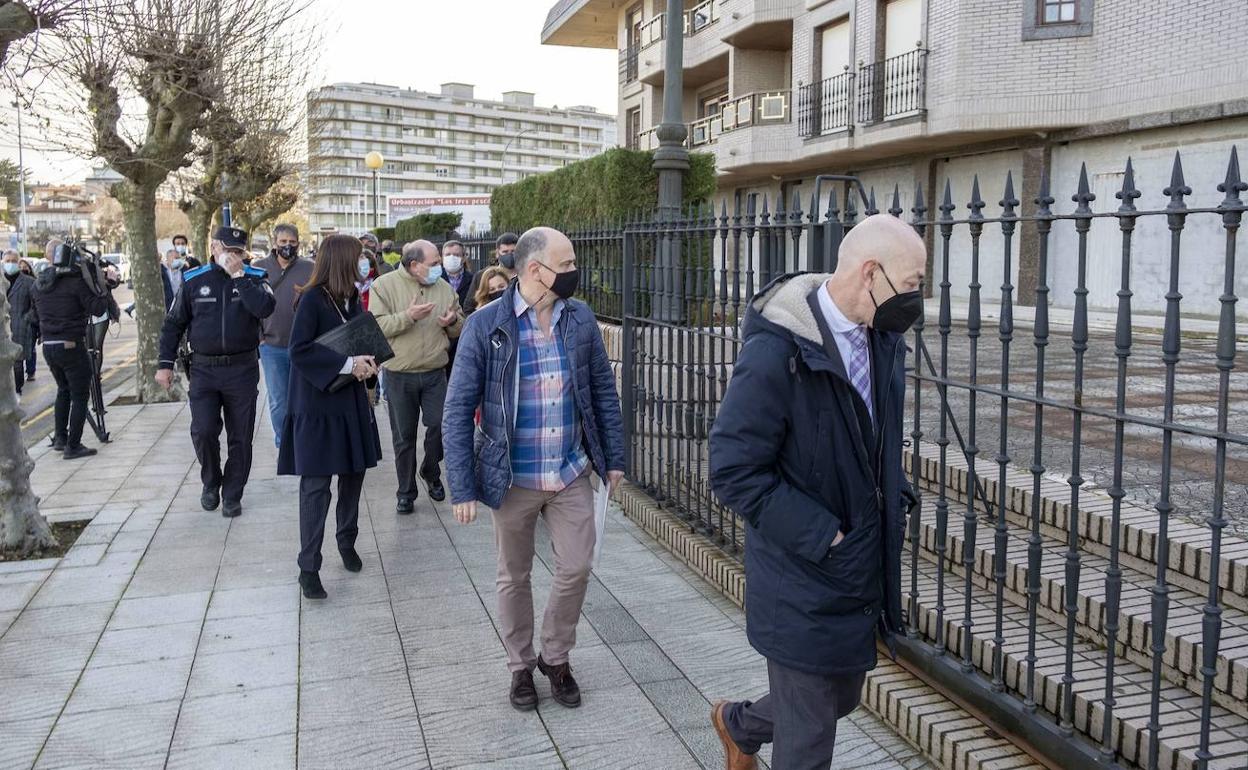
[711,701,757,770]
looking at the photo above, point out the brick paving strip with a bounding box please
[0,397,932,769]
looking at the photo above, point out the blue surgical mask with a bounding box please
[171,258,186,270]
[421,265,443,285]
[2,263,19,276]
[358,258,371,278]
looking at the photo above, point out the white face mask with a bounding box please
[443,254,463,274]
[358,258,371,278]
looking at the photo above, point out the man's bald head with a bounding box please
[826,214,927,328]
[835,214,926,276]
[400,239,439,267]
[514,226,572,273]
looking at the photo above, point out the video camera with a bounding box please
[51,239,118,298]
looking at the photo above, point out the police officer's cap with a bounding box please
[213,226,249,249]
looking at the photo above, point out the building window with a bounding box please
[625,107,642,151]
[1040,0,1076,23]
[1023,0,1092,39]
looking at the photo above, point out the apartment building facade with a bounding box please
[542,0,1248,317]
[306,82,617,236]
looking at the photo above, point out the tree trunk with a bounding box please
[118,181,184,403]
[189,199,215,266]
[0,289,55,554]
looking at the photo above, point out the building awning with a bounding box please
[542,0,620,49]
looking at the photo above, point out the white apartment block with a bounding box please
[306,82,617,236]
[543,0,1248,318]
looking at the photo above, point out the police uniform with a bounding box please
[158,227,276,517]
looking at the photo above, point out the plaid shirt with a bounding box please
[509,292,589,491]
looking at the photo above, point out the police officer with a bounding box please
[156,226,276,517]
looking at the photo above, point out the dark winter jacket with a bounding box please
[277,288,382,477]
[443,281,626,509]
[29,268,112,342]
[157,263,275,369]
[709,272,916,676]
[253,254,315,348]
[5,273,36,355]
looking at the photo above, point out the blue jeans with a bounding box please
[258,344,291,447]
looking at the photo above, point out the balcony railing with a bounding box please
[857,48,928,124]
[685,0,718,36]
[632,1,719,54]
[639,15,665,48]
[797,70,854,139]
[619,45,639,85]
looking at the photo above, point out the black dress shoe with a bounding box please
[396,498,414,515]
[299,570,327,599]
[339,547,363,572]
[509,669,539,712]
[537,655,581,708]
[49,439,66,452]
[62,445,97,460]
[200,486,220,511]
[221,500,242,518]
[425,478,446,502]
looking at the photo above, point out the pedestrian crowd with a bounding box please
[8,214,927,769]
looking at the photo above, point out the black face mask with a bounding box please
[497,251,516,270]
[487,289,506,303]
[870,267,923,333]
[538,262,579,300]
[276,244,298,260]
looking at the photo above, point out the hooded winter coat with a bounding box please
[709,272,917,676]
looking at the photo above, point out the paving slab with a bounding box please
[0,394,934,769]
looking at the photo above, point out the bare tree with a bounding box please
[35,0,309,403]
[183,16,316,254]
[231,177,299,235]
[0,0,86,553]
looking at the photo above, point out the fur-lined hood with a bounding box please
[743,272,832,346]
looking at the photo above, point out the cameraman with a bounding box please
[29,239,118,459]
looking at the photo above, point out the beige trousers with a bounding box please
[492,472,595,672]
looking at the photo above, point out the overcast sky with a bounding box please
[1,0,617,185]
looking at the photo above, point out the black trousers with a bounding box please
[189,360,259,504]
[724,658,867,770]
[384,368,446,499]
[298,472,365,572]
[12,357,24,394]
[43,343,92,448]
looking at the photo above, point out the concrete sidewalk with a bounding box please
[0,398,932,769]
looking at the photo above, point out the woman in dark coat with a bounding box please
[278,234,383,600]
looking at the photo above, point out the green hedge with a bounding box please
[490,148,716,231]
[395,212,463,243]
[370,226,395,242]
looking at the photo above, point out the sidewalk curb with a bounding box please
[612,481,1045,770]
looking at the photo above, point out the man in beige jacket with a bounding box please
[369,239,464,512]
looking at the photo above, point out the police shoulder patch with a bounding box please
[184,265,211,281]
[243,265,267,278]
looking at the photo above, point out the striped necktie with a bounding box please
[846,325,874,423]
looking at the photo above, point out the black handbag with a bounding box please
[315,291,395,392]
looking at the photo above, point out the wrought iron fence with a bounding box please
[619,45,639,85]
[468,148,1248,769]
[858,48,928,124]
[797,71,854,139]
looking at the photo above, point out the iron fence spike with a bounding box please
[866,186,879,215]
[940,178,955,220]
[1218,146,1247,205]
[968,175,985,219]
[1000,170,1019,216]
[1117,157,1141,211]
[889,184,903,217]
[912,183,926,219]
[1165,151,1192,204]
[1073,162,1095,212]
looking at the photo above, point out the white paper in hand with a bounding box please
[591,475,610,569]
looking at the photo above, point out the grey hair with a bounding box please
[2,249,19,259]
[273,223,299,240]
[442,239,463,254]
[401,240,433,267]
[513,229,548,273]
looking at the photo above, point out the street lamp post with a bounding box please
[501,126,542,187]
[13,101,28,259]
[654,0,689,322]
[365,151,384,232]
